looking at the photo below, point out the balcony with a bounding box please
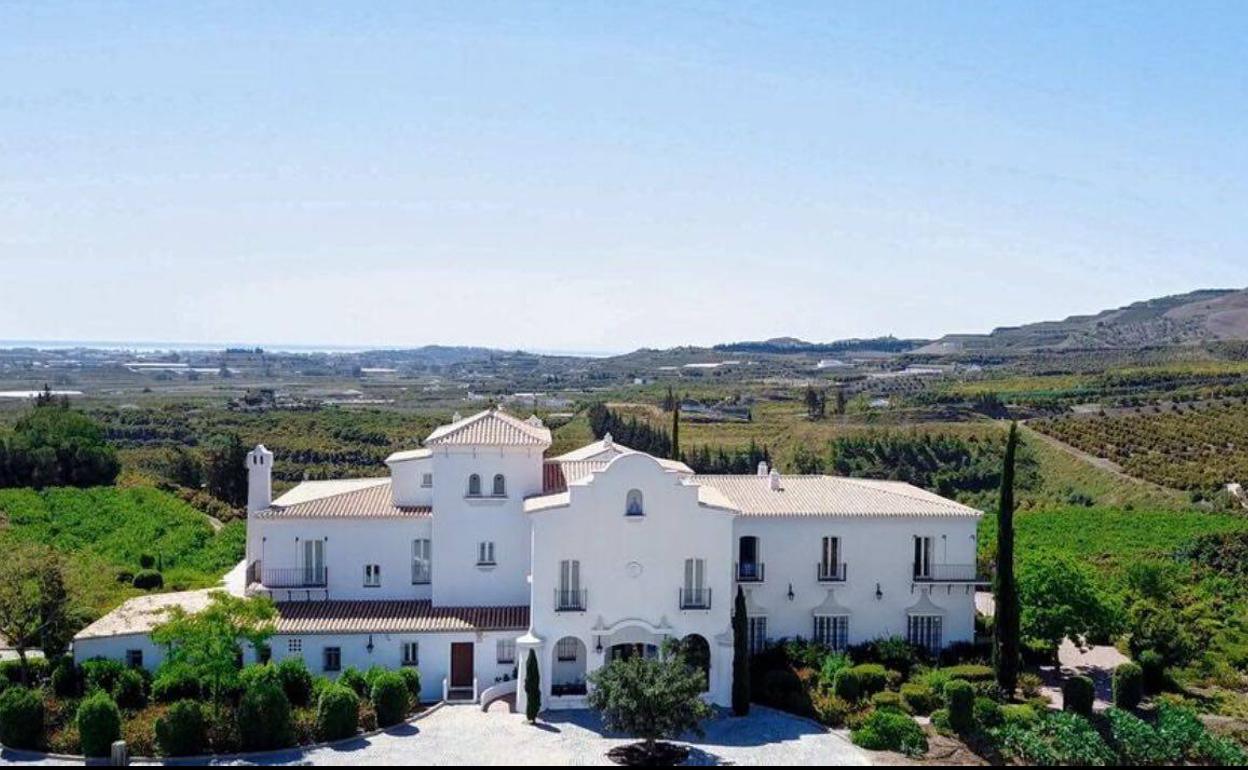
[555,588,588,612]
[261,566,328,588]
[411,565,432,585]
[735,561,765,583]
[912,564,984,583]
[679,587,712,610]
[817,562,848,582]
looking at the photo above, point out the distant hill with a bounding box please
[714,336,924,355]
[913,288,1248,355]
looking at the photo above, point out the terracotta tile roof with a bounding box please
[385,447,432,463]
[255,481,431,520]
[692,475,981,518]
[425,409,551,447]
[275,600,529,634]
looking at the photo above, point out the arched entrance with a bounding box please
[552,636,588,696]
[679,633,711,691]
[607,642,659,663]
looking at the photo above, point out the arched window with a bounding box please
[492,474,506,497]
[467,474,481,497]
[625,489,644,516]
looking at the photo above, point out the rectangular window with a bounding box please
[323,646,342,673]
[401,642,419,667]
[412,539,432,584]
[556,637,579,662]
[257,644,272,665]
[288,638,303,654]
[477,541,496,565]
[813,615,849,651]
[364,564,381,587]
[820,536,841,579]
[748,617,768,655]
[497,639,516,664]
[907,615,943,654]
[421,472,433,488]
[125,649,143,668]
[303,538,326,586]
[913,536,934,579]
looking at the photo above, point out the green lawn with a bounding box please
[0,485,245,616]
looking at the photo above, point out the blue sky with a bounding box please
[2,1,1244,352]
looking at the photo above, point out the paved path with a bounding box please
[1,704,871,766]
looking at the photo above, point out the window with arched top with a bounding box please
[492,474,506,496]
[467,474,481,497]
[625,489,644,516]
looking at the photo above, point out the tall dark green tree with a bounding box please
[993,422,1020,696]
[732,586,750,716]
[203,433,249,508]
[671,404,681,461]
[524,649,541,723]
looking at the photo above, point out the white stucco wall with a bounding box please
[248,517,434,601]
[430,445,543,607]
[387,455,433,507]
[524,453,736,710]
[732,515,980,647]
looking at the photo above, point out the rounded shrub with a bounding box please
[276,657,315,707]
[0,685,45,750]
[1002,703,1039,727]
[848,663,889,697]
[1112,662,1144,709]
[112,668,148,710]
[132,569,164,590]
[139,554,156,570]
[371,672,410,728]
[973,697,1003,729]
[942,663,995,682]
[871,690,908,713]
[338,667,368,698]
[832,667,861,702]
[155,700,207,757]
[1138,649,1165,694]
[811,691,851,727]
[929,708,951,733]
[152,663,201,703]
[315,684,360,741]
[944,679,975,734]
[397,667,421,702]
[236,681,294,751]
[239,663,281,692]
[81,658,125,695]
[50,657,80,698]
[900,682,937,716]
[77,691,123,757]
[851,709,928,757]
[1062,675,1095,717]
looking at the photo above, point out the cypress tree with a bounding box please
[671,404,681,461]
[732,586,750,716]
[993,422,1020,696]
[524,649,541,723]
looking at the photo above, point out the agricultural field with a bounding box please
[1033,400,1248,495]
[0,486,245,617]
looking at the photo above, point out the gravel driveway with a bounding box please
[2,704,871,766]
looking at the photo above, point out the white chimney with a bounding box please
[603,432,613,450]
[769,468,782,491]
[757,461,770,476]
[246,444,273,514]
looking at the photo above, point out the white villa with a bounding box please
[74,408,983,712]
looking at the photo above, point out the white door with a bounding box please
[303,539,324,585]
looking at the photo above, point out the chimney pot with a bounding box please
[769,468,782,491]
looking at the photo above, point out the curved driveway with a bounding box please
[2,704,872,766]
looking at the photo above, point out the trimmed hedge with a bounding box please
[1112,662,1143,709]
[944,679,975,734]
[871,690,908,713]
[973,697,1003,729]
[900,682,937,715]
[848,663,889,697]
[338,667,369,698]
[237,681,294,751]
[397,667,422,702]
[371,672,410,728]
[132,569,164,590]
[315,684,360,741]
[0,685,44,750]
[832,667,861,702]
[50,657,79,698]
[152,663,201,703]
[112,668,148,710]
[941,663,995,682]
[77,691,123,757]
[851,709,928,757]
[155,699,207,757]
[1138,649,1165,694]
[276,657,315,707]
[82,658,125,695]
[1062,675,1094,717]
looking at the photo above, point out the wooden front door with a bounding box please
[450,642,474,688]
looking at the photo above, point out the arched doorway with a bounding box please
[607,642,659,663]
[678,634,711,691]
[552,636,588,696]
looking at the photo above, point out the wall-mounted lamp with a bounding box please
[595,636,603,654]
[366,634,375,654]
[875,583,884,601]
[786,583,795,601]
